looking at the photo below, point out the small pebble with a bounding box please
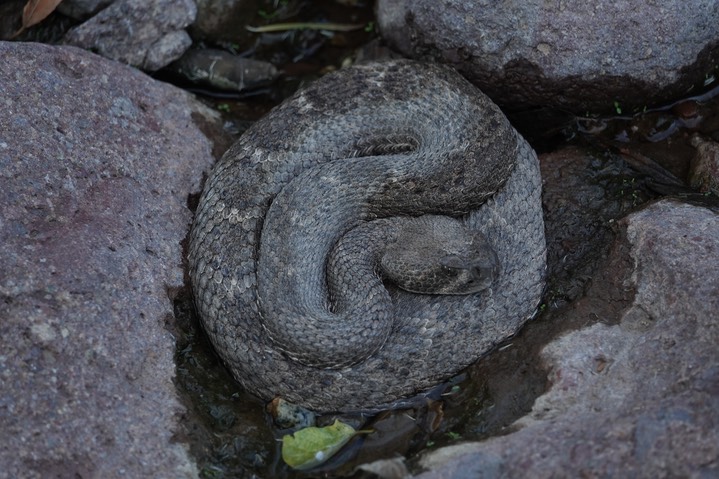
[688,134,719,195]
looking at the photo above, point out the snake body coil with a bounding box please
[188,60,546,412]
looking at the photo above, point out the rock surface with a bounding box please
[416,200,719,478]
[0,41,220,478]
[377,0,719,112]
[62,0,196,71]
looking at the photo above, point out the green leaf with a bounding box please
[281,419,357,470]
[446,431,462,440]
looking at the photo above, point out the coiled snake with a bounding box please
[188,60,546,412]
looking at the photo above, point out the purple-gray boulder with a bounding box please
[0,41,219,478]
[377,0,719,113]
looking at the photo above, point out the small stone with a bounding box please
[356,457,410,479]
[688,134,719,195]
[167,48,279,92]
[144,30,193,72]
[62,0,197,71]
[268,397,317,430]
[672,99,700,119]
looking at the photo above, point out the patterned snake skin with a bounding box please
[188,60,546,412]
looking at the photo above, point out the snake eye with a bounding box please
[470,265,488,281]
[439,254,466,270]
[438,254,497,292]
[471,258,499,283]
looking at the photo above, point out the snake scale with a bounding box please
[188,60,546,412]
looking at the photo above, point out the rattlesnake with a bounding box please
[188,60,546,412]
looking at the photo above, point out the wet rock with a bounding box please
[268,398,317,430]
[62,0,196,71]
[689,134,719,195]
[539,146,652,305]
[0,41,221,477]
[416,200,719,478]
[168,48,279,92]
[57,0,115,20]
[376,0,719,113]
[191,0,259,47]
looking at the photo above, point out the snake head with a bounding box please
[380,215,501,295]
[439,250,499,294]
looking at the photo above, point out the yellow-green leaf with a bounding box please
[281,419,356,470]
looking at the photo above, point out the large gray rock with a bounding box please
[377,0,719,113]
[62,0,196,71]
[416,200,719,478]
[0,41,220,478]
